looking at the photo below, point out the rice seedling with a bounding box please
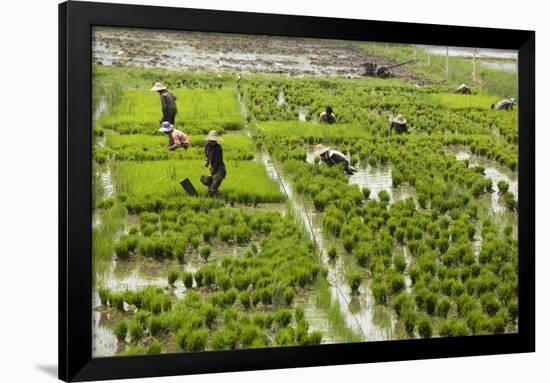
[147,340,162,354]
[497,180,509,193]
[199,245,211,262]
[275,327,295,346]
[176,328,208,352]
[283,287,295,306]
[327,246,338,260]
[167,268,179,286]
[98,287,110,305]
[401,310,417,338]
[417,314,433,338]
[113,320,128,342]
[181,272,194,289]
[347,271,362,295]
[274,309,293,327]
[128,320,144,343]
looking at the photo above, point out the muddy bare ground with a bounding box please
[92,27,410,78]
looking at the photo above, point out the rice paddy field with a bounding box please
[92,30,519,357]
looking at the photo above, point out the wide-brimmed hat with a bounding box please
[205,130,222,142]
[314,144,330,156]
[158,121,173,133]
[392,114,407,124]
[150,82,167,91]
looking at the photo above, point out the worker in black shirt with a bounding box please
[150,82,178,125]
[204,130,226,197]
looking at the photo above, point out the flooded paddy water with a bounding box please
[91,26,519,355]
[305,146,417,205]
[261,152,394,341]
[448,146,518,214]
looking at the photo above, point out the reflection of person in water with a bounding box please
[314,144,355,175]
[318,106,336,124]
[204,130,226,197]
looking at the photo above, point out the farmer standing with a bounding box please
[150,82,178,125]
[390,114,408,135]
[158,121,190,151]
[319,106,336,124]
[492,98,516,111]
[204,130,226,197]
[314,144,355,175]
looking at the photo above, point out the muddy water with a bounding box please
[417,45,517,60]
[260,152,392,341]
[92,242,255,356]
[305,146,416,205]
[449,146,518,214]
[92,27,377,77]
[294,293,338,344]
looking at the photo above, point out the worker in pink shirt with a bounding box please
[158,121,190,151]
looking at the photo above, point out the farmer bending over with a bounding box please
[390,114,408,135]
[204,130,226,197]
[314,144,355,175]
[492,98,516,111]
[151,82,178,125]
[319,106,336,124]
[159,121,190,151]
[455,83,471,94]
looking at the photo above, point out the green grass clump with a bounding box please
[182,272,194,289]
[98,287,110,305]
[347,271,362,295]
[327,246,338,260]
[274,310,293,327]
[497,180,509,193]
[199,245,211,262]
[113,320,128,342]
[167,268,179,286]
[283,287,295,306]
[417,314,433,338]
[176,328,208,352]
[147,315,167,337]
[147,340,162,354]
[128,320,144,343]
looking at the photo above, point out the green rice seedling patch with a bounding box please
[102,210,329,355]
[424,93,499,110]
[106,133,255,162]
[98,88,244,135]
[114,160,284,203]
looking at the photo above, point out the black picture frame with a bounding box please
[59,1,535,381]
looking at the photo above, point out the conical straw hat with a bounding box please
[150,82,167,91]
[392,114,407,124]
[314,144,330,156]
[205,130,222,142]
